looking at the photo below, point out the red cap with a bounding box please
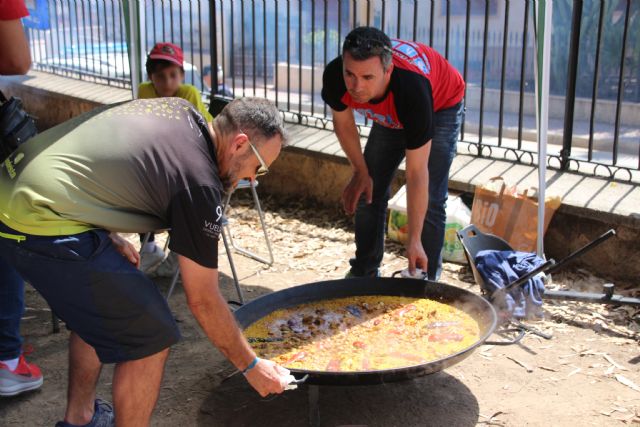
[148,42,184,67]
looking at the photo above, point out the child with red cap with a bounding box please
[137,42,214,272]
[138,42,213,122]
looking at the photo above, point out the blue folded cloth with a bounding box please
[475,250,546,319]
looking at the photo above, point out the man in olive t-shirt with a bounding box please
[0,97,290,426]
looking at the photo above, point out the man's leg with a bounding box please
[113,348,169,427]
[422,102,464,280]
[0,257,24,362]
[64,332,102,425]
[0,256,43,396]
[350,124,406,276]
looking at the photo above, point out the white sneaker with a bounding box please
[140,244,165,273]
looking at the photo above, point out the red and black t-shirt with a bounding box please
[322,39,465,150]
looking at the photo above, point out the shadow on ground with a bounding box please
[197,371,479,427]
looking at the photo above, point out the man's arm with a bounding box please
[0,18,31,75]
[332,107,366,172]
[332,108,372,214]
[177,254,287,397]
[404,142,431,274]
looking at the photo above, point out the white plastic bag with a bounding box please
[442,195,471,263]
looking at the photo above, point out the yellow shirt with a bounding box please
[137,82,213,122]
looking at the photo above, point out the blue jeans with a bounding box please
[349,101,464,280]
[0,257,24,361]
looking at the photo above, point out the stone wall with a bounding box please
[0,78,102,131]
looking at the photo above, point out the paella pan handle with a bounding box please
[290,374,309,385]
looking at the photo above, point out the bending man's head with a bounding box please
[341,27,394,103]
[342,27,393,70]
[213,98,287,191]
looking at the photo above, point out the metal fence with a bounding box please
[25,0,129,88]
[23,0,640,182]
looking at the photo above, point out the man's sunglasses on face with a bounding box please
[241,129,269,177]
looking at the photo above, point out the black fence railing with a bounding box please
[25,0,129,88]
[22,0,640,182]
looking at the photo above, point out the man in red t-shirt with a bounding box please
[322,27,465,280]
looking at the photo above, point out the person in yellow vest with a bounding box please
[137,42,214,272]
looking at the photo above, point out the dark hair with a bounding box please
[342,27,393,70]
[215,97,288,147]
[145,57,184,77]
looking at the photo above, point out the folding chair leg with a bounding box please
[140,232,152,253]
[250,184,274,265]
[223,185,274,266]
[166,268,181,300]
[222,227,244,304]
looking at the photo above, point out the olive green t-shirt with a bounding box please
[0,97,224,268]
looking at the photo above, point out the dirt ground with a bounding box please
[1,195,638,427]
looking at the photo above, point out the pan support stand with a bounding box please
[308,385,320,427]
[486,320,553,346]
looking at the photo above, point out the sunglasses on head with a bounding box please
[343,36,392,52]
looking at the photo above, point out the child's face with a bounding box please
[150,65,184,97]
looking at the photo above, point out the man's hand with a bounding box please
[243,359,289,397]
[332,108,371,214]
[406,239,428,276]
[343,170,373,215]
[108,232,141,268]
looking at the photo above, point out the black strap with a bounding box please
[0,90,7,104]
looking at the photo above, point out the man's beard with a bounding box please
[220,172,235,192]
[219,156,245,192]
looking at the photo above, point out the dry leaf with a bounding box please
[568,367,582,377]
[559,354,577,359]
[479,411,505,422]
[615,374,640,392]
[603,354,629,371]
[506,356,533,373]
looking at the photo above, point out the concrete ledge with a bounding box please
[1,71,638,282]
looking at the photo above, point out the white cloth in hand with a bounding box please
[275,365,298,390]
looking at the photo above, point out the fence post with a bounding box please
[123,0,142,97]
[561,0,583,170]
[209,0,219,96]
